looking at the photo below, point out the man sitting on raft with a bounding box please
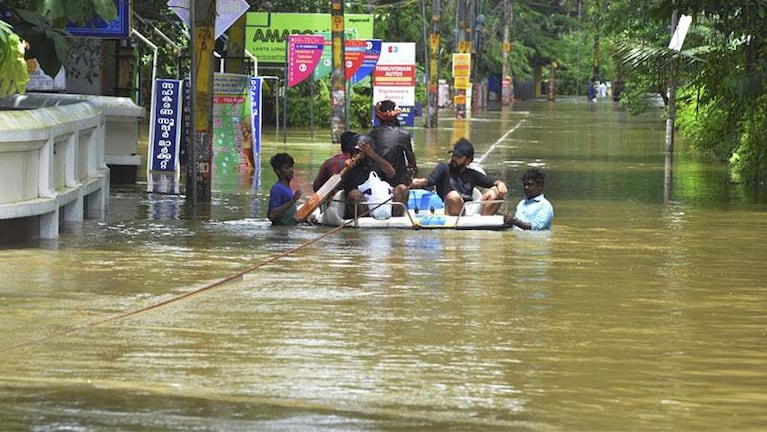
[411,138,507,216]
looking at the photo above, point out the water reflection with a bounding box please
[3,99,767,431]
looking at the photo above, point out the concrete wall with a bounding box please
[0,97,109,243]
[2,93,145,183]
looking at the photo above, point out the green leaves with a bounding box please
[0,0,118,84]
[0,28,30,97]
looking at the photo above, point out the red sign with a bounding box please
[287,35,324,87]
[373,64,415,87]
[344,39,367,80]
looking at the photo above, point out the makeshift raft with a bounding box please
[309,189,510,230]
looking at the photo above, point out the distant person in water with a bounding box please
[267,152,302,225]
[504,168,554,230]
[410,138,507,216]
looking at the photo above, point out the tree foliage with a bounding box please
[0,0,117,88]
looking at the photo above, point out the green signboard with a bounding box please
[245,13,374,65]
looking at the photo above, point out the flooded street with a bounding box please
[1,99,766,431]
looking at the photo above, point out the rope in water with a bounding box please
[2,199,391,354]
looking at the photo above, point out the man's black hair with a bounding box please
[270,152,294,171]
[340,131,357,153]
[522,168,545,185]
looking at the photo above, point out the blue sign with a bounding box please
[248,77,263,154]
[351,39,381,84]
[66,0,131,38]
[149,79,183,172]
[372,104,416,127]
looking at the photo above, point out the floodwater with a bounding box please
[2,98,766,431]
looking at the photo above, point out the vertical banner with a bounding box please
[212,73,249,186]
[313,32,333,80]
[148,79,183,173]
[344,39,367,81]
[248,77,263,155]
[287,35,325,87]
[372,42,417,126]
[350,39,382,84]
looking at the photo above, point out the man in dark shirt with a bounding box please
[368,100,417,216]
[411,138,507,216]
[341,134,395,218]
[312,131,356,192]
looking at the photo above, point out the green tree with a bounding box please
[0,0,117,85]
[611,0,767,182]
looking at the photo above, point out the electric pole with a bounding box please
[189,0,216,203]
[501,0,513,106]
[454,0,467,118]
[330,0,346,142]
[426,0,440,128]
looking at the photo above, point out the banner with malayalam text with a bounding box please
[148,79,183,173]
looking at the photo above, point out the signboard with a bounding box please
[452,53,471,78]
[287,35,324,87]
[148,79,183,172]
[350,39,382,84]
[169,0,250,40]
[67,0,131,38]
[248,77,263,155]
[344,39,367,80]
[372,42,416,126]
[212,73,249,178]
[313,31,333,80]
[245,13,374,64]
[25,61,66,92]
[669,14,692,52]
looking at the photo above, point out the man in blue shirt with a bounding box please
[268,153,303,225]
[505,168,554,230]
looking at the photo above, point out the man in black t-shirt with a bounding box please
[341,134,395,218]
[411,138,507,216]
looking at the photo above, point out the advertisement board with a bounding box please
[372,42,416,126]
[245,13,374,64]
[148,79,183,173]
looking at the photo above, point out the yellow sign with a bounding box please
[454,95,466,105]
[452,53,471,77]
[429,34,439,48]
[454,76,470,90]
[503,41,511,52]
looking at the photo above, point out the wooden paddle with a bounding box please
[294,152,363,222]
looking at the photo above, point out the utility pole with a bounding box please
[188,0,216,203]
[426,0,440,128]
[330,0,346,142]
[592,0,603,82]
[666,5,679,153]
[454,0,467,118]
[467,0,475,112]
[501,0,513,106]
